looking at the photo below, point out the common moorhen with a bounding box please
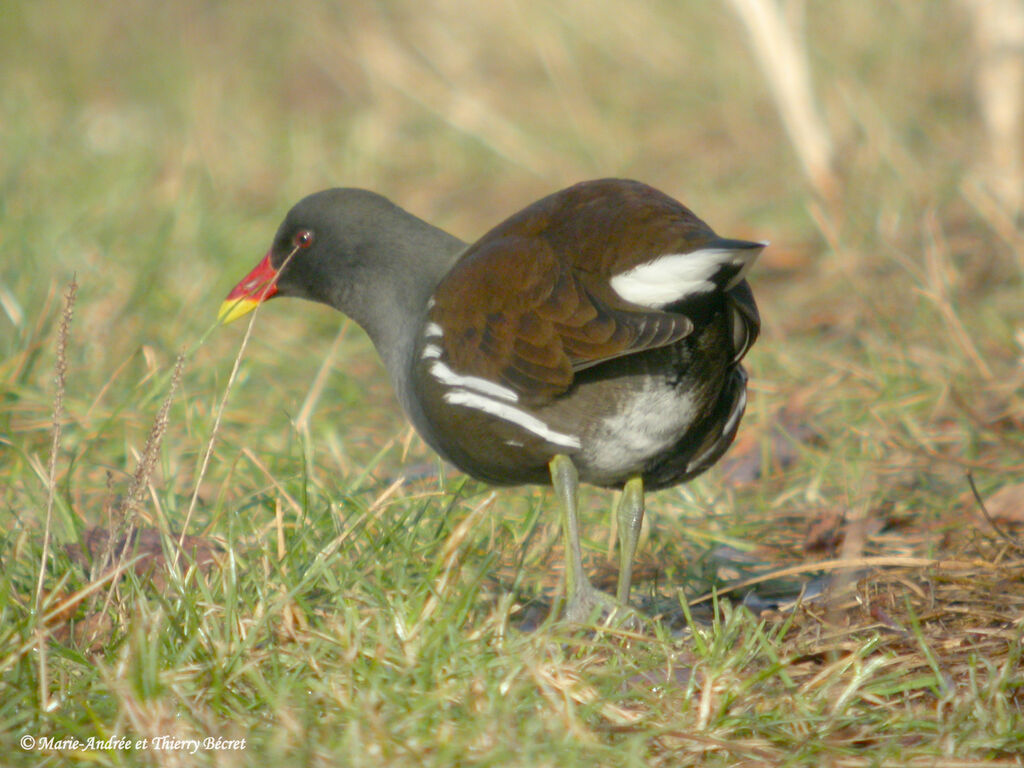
[221,179,763,622]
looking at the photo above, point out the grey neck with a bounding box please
[340,215,466,425]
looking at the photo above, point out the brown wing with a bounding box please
[428,178,753,404]
[430,235,692,404]
[478,178,721,276]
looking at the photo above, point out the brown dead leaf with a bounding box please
[981,482,1024,526]
[66,526,222,591]
[48,528,224,650]
[803,509,846,554]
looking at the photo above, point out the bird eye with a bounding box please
[292,229,314,249]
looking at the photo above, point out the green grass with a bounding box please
[2,1,1024,765]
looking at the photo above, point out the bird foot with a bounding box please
[563,583,645,629]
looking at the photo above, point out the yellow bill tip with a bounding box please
[218,297,260,325]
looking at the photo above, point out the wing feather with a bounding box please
[431,236,693,403]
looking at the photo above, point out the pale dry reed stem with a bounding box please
[962,0,1024,219]
[729,0,837,202]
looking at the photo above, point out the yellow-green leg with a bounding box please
[616,476,645,604]
[549,455,637,624]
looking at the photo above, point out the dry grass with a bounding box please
[33,277,76,713]
[1,1,1023,766]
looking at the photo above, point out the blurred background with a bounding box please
[4,3,1024,758]
[1,0,1022,542]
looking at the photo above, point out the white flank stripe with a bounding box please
[610,246,762,308]
[424,322,444,338]
[443,390,581,450]
[421,344,442,359]
[430,361,519,402]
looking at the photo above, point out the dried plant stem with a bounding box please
[123,352,186,518]
[729,0,837,202]
[176,246,300,568]
[34,277,77,712]
[410,492,495,639]
[295,321,349,433]
[85,351,189,623]
[176,317,258,567]
[921,211,994,379]
[966,471,1024,551]
[962,0,1024,219]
